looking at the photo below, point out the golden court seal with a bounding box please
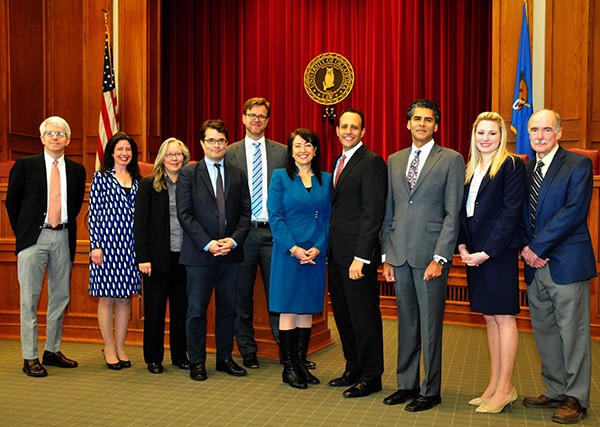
[304,53,354,105]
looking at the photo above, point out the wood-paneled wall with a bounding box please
[0,0,161,179]
[493,0,600,150]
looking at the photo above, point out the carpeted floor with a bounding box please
[1,317,598,426]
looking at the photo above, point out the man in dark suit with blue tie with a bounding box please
[177,119,251,381]
[521,109,596,424]
[6,116,86,377]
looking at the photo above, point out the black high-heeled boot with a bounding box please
[280,329,307,389]
[296,327,320,385]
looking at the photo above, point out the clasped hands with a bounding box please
[208,238,235,256]
[290,246,320,265]
[458,244,489,267]
[521,245,548,269]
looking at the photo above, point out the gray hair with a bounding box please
[39,116,71,139]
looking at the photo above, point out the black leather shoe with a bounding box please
[328,371,359,387]
[102,350,122,370]
[118,359,131,368]
[190,363,207,381]
[173,359,191,370]
[23,359,48,377]
[42,350,78,368]
[215,358,247,377]
[147,363,163,374]
[405,394,441,412]
[343,380,382,398]
[305,359,317,370]
[383,389,420,405]
[242,352,259,369]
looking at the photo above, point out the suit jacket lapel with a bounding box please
[536,147,565,214]
[232,143,248,177]
[265,139,278,187]
[33,153,48,205]
[198,160,217,201]
[412,144,441,194]
[397,149,411,194]
[335,144,366,190]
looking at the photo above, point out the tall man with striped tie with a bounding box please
[521,109,596,424]
[225,98,287,369]
[6,116,86,377]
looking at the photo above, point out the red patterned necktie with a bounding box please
[334,154,346,187]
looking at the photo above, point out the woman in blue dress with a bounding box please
[268,128,331,389]
[89,132,142,370]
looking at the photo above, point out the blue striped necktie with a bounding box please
[251,142,263,217]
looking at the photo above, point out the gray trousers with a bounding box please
[18,229,72,359]
[394,263,447,397]
[527,264,591,407]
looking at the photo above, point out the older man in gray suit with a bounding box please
[380,99,464,411]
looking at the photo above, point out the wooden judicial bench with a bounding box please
[0,160,600,359]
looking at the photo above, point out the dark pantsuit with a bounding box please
[234,226,279,354]
[394,263,447,396]
[186,261,239,364]
[328,257,383,382]
[143,251,188,364]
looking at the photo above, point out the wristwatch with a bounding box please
[433,255,447,266]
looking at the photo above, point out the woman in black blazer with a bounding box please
[457,112,525,414]
[134,138,191,374]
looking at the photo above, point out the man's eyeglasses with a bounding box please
[204,138,227,145]
[165,152,184,159]
[245,113,268,121]
[43,131,67,138]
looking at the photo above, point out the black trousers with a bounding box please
[328,257,384,383]
[143,251,188,364]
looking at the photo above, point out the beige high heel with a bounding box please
[476,388,518,414]
[468,396,491,407]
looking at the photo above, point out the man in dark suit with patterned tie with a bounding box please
[177,119,251,381]
[225,97,288,369]
[521,109,596,424]
[6,116,86,377]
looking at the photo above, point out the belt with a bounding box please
[250,221,270,228]
[42,223,68,230]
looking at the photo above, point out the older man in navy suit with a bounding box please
[6,116,86,377]
[521,109,596,424]
[177,119,251,381]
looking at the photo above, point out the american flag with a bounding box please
[96,27,119,170]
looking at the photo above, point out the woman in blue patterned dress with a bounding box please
[89,132,142,370]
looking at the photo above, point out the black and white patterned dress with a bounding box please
[88,170,141,298]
